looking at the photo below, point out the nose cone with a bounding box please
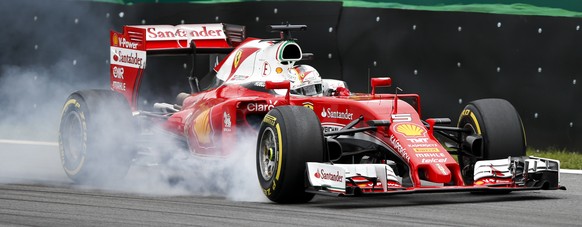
[425,163,452,183]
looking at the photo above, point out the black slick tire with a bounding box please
[457,98,526,186]
[58,89,136,184]
[256,106,324,203]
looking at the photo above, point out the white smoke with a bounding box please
[0,0,267,202]
[0,63,105,141]
[110,131,267,202]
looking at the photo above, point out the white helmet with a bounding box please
[288,65,322,96]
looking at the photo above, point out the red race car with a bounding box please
[58,23,564,203]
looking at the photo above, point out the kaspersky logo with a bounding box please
[314,169,344,182]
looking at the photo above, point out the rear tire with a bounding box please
[457,98,526,186]
[256,106,324,203]
[59,89,136,184]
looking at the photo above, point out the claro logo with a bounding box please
[314,169,344,182]
[247,100,278,112]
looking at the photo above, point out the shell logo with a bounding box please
[112,33,119,46]
[193,109,213,145]
[303,102,314,110]
[395,123,426,137]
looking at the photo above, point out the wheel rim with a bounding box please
[61,111,85,171]
[258,127,278,181]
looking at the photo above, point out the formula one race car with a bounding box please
[58,23,565,203]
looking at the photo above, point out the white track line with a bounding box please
[562,169,582,174]
[0,139,58,146]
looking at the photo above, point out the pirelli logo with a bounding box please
[413,148,440,153]
[263,114,277,126]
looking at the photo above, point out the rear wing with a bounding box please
[109,23,245,109]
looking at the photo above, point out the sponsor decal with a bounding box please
[407,143,438,148]
[112,81,126,91]
[263,114,277,126]
[406,137,429,143]
[413,148,440,152]
[193,109,214,146]
[415,153,446,158]
[421,158,448,163]
[460,109,481,134]
[247,100,278,112]
[475,178,513,185]
[366,181,402,188]
[389,135,410,162]
[111,66,127,91]
[435,163,448,175]
[113,35,139,49]
[314,169,344,183]
[254,81,266,87]
[262,61,271,76]
[112,33,119,46]
[226,47,259,81]
[307,163,345,191]
[114,51,141,65]
[394,123,427,137]
[146,25,224,40]
[233,50,243,69]
[321,108,354,120]
[302,102,314,110]
[230,75,249,81]
[111,47,145,68]
[223,112,231,132]
[112,66,124,79]
[322,126,342,133]
[285,68,297,83]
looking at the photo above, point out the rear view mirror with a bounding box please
[265,80,291,102]
[371,77,392,95]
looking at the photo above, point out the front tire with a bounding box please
[59,89,136,184]
[256,106,324,203]
[457,98,526,186]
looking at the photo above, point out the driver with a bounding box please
[288,64,323,96]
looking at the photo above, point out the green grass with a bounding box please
[527,148,582,170]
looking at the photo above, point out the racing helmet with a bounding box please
[288,65,323,96]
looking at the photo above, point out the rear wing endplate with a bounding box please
[109,23,245,109]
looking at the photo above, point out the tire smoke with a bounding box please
[118,132,267,202]
[0,0,267,203]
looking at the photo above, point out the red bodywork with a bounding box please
[109,23,560,194]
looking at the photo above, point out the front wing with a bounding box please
[306,156,565,197]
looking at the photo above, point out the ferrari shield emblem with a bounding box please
[233,50,243,69]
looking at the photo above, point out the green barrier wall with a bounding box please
[96,0,582,18]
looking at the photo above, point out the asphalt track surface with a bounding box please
[1,141,581,226]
